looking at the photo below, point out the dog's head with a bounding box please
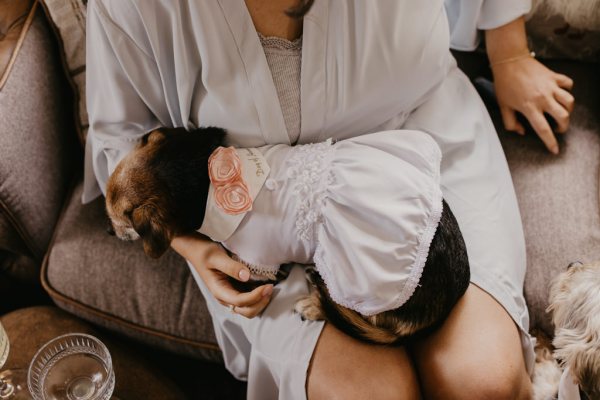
[106,127,225,258]
[548,261,600,398]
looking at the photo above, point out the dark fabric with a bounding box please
[0,213,37,282]
[0,9,77,279]
[45,181,222,361]
[457,55,600,336]
[1,306,187,400]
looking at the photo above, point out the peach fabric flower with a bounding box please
[208,146,242,185]
[208,146,253,215]
[214,181,253,215]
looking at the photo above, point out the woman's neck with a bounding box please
[244,0,303,41]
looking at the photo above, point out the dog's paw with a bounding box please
[295,293,325,321]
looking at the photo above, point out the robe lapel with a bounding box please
[216,0,290,145]
[300,0,328,144]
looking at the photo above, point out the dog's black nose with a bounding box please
[567,261,583,270]
[106,225,116,236]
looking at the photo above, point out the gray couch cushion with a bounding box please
[44,180,222,362]
[496,60,600,335]
[0,9,76,280]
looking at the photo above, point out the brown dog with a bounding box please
[106,127,471,345]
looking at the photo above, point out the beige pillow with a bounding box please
[40,0,88,145]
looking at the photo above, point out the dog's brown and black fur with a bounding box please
[107,127,470,345]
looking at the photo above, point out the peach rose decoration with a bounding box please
[208,147,253,215]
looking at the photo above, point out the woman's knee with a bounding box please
[306,324,420,400]
[412,285,532,399]
[421,359,531,399]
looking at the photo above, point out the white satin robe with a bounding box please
[445,0,532,50]
[85,1,534,398]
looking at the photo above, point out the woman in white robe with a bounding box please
[85,0,534,398]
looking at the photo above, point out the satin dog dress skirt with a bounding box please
[199,130,443,316]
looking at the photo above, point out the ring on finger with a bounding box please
[228,304,236,313]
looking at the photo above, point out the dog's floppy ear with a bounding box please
[141,129,166,146]
[131,203,173,258]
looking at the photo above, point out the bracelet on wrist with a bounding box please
[489,51,536,68]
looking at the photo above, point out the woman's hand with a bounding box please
[171,233,274,318]
[491,57,574,154]
[485,16,575,154]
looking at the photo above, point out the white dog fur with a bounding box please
[532,334,563,400]
[546,262,600,398]
[533,262,600,399]
[531,0,600,30]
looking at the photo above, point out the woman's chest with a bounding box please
[146,0,451,145]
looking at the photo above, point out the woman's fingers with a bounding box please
[555,73,574,91]
[490,57,575,154]
[229,294,273,318]
[500,107,525,135]
[176,237,274,319]
[554,88,575,114]
[208,248,251,282]
[524,107,559,154]
[208,271,273,306]
[544,97,570,133]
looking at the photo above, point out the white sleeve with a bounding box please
[444,0,532,51]
[83,0,161,202]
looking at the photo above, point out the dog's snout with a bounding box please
[567,261,583,270]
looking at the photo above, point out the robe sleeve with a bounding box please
[83,0,161,202]
[444,0,532,51]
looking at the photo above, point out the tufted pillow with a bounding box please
[39,0,88,145]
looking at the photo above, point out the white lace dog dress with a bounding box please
[199,130,443,316]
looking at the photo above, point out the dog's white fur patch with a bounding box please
[295,292,325,321]
[531,0,600,30]
[532,341,561,400]
[548,262,600,396]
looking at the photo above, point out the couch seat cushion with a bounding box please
[43,180,222,362]
[497,60,600,335]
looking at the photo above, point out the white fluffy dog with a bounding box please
[534,262,600,399]
[531,0,600,30]
[548,261,600,398]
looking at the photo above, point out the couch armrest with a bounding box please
[0,6,80,282]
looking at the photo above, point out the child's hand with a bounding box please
[171,233,274,318]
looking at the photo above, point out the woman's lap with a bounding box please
[188,262,324,400]
[190,258,531,399]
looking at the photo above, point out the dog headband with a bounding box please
[198,147,270,242]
